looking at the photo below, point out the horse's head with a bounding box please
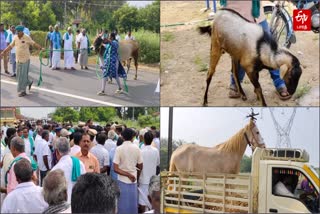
[245,120,266,152]
[280,53,302,95]
[92,35,104,54]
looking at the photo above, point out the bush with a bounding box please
[30,30,159,64]
[30,30,97,57]
[121,30,160,64]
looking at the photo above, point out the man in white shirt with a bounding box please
[6,25,16,77]
[77,29,89,69]
[63,27,76,70]
[51,137,86,203]
[139,131,160,213]
[70,131,82,155]
[125,30,135,40]
[273,175,297,198]
[114,30,121,41]
[104,130,116,153]
[1,122,8,138]
[34,127,43,151]
[1,158,48,213]
[114,128,143,214]
[90,133,110,174]
[21,126,34,157]
[34,131,52,186]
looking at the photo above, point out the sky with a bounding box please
[20,107,56,119]
[127,1,153,8]
[160,107,320,168]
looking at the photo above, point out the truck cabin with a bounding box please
[271,167,319,213]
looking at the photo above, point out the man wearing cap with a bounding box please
[50,25,62,70]
[60,128,71,138]
[6,25,17,77]
[88,128,97,147]
[75,132,100,173]
[63,27,76,70]
[0,23,9,75]
[0,25,43,97]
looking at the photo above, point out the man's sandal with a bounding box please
[228,85,241,98]
[276,86,292,100]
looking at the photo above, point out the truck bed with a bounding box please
[161,172,252,213]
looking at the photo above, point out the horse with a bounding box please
[169,119,266,176]
[92,35,139,80]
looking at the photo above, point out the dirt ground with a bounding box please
[160,1,319,106]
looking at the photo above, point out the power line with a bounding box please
[270,108,296,148]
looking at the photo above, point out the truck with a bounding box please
[161,148,319,213]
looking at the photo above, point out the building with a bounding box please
[0,107,17,126]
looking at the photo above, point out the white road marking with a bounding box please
[1,79,120,106]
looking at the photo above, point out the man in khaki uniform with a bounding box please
[0,25,43,97]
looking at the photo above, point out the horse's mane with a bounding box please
[215,122,252,153]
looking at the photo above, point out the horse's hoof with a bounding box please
[242,96,247,101]
[134,76,137,80]
[203,101,208,107]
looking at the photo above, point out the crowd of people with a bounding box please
[0,21,134,97]
[0,119,160,214]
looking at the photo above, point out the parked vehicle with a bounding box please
[264,0,319,48]
[161,148,319,213]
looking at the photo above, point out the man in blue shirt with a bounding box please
[50,25,61,70]
[0,23,9,74]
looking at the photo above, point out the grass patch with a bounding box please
[162,32,175,42]
[294,84,312,99]
[194,55,208,72]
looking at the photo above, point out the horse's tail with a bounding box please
[198,25,212,36]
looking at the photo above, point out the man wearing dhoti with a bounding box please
[63,27,76,70]
[50,25,61,70]
[0,25,43,97]
[77,29,90,70]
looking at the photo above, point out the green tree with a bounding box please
[52,107,79,123]
[112,4,139,33]
[79,107,116,122]
[137,0,160,33]
[137,114,159,129]
[240,155,252,173]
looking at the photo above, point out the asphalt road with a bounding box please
[1,56,160,106]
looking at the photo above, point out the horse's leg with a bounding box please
[247,70,267,106]
[133,56,138,80]
[203,35,222,106]
[232,59,247,101]
[127,58,131,74]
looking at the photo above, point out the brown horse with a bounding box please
[169,119,265,175]
[92,35,139,80]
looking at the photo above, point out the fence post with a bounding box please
[167,107,173,171]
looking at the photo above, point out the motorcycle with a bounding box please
[264,0,319,48]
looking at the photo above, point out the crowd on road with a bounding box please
[0,21,135,97]
[0,119,160,214]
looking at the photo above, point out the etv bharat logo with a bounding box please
[293,10,311,31]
